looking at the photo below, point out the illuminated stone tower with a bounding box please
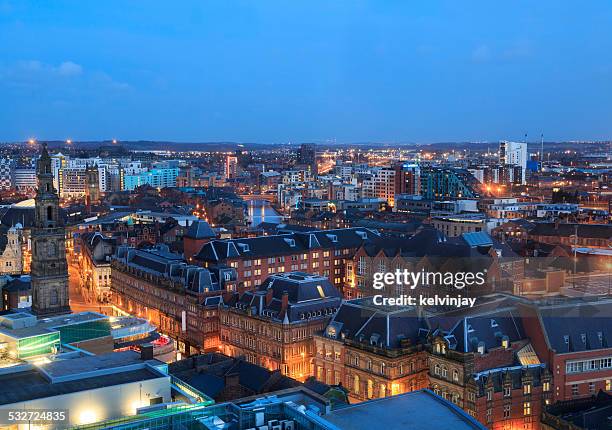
[31,143,70,316]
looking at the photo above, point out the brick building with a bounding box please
[183,219,216,262]
[314,298,429,403]
[218,272,342,381]
[347,228,523,299]
[520,299,612,403]
[195,227,381,296]
[110,244,237,356]
[527,223,611,249]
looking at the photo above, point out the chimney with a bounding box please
[280,291,289,318]
[266,288,274,306]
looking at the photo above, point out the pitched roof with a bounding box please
[195,227,380,262]
[185,220,216,239]
[530,223,611,240]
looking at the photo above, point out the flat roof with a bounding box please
[0,362,163,406]
[0,311,107,339]
[324,390,486,430]
[40,350,146,379]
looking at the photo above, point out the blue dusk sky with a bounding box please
[1,1,611,143]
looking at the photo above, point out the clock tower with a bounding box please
[31,143,70,316]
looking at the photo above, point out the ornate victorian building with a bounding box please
[30,144,70,316]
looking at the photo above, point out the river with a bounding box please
[247,200,283,226]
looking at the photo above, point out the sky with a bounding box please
[1,1,612,144]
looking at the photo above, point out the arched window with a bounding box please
[434,364,440,375]
[47,206,53,222]
[453,369,459,382]
[380,384,386,398]
[442,366,448,378]
[353,375,360,394]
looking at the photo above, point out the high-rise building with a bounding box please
[85,163,101,205]
[31,144,70,316]
[394,163,421,195]
[224,155,238,180]
[13,167,37,193]
[122,166,179,190]
[59,167,87,198]
[362,167,396,206]
[499,141,527,185]
[298,143,317,173]
[0,158,15,190]
[419,167,479,200]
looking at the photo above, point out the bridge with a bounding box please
[239,194,276,202]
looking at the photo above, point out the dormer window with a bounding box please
[501,336,510,349]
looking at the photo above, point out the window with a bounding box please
[486,389,493,401]
[504,386,511,397]
[543,382,550,392]
[503,405,510,419]
[357,256,366,275]
[453,369,459,382]
[523,402,531,416]
[572,384,579,396]
[434,364,440,376]
[606,380,611,391]
[353,375,360,394]
[589,382,595,393]
[523,384,531,395]
[486,408,492,423]
[441,366,448,378]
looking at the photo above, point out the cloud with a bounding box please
[0,59,129,91]
[57,61,83,76]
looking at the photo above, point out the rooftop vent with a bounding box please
[237,243,250,252]
[284,238,296,247]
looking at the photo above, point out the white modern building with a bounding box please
[499,141,528,184]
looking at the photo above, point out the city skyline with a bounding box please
[2,1,612,143]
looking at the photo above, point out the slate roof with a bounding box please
[224,272,342,323]
[185,220,216,239]
[2,276,31,292]
[473,364,547,396]
[195,227,381,262]
[530,223,611,240]
[324,298,426,349]
[113,245,236,293]
[426,303,525,354]
[533,300,612,353]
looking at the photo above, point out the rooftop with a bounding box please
[324,390,486,430]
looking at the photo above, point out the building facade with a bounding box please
[219,272,342,381]
[30,144,70,316]
[111,245,237,356]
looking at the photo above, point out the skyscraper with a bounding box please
[31,144,70,317]
[298,143,317,173]
[224,154,238,180]
[499,141,527,185]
